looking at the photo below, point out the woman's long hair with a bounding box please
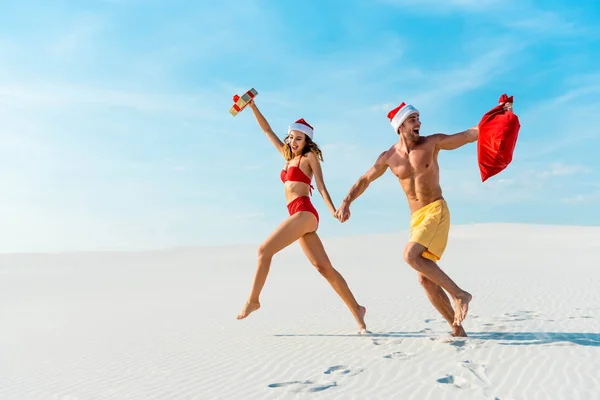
[282,135,323,162]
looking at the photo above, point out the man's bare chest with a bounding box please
[390,150,437,180]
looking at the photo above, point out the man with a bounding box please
[335,100,511,337]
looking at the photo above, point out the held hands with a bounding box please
[334,202,351,223]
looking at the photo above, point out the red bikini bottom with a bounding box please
[287,196,319,223]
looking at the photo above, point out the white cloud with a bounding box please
[410,46,518,106]
[170,165,186,172]
[441,160,594,206]
[505,11,574,34]
[0,200,269,253]
[48,16,107,59]
[0,84,220,118]
[512,73,600,164]
[561,193,600,204]
[377,0,592,38]
[320,143,361,157]
[365,43,523,124]
[376,0,501,13]
[537,163,590,178]
[538,84,600,111]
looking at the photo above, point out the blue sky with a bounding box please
[1,0,599,252]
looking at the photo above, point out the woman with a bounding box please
[236,99,368,334]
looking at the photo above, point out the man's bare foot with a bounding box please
[236,301,260,320]
[453,292,472,326]
[451,325,467,337]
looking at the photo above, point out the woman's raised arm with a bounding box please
[247,100,284,155]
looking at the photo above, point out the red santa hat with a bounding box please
[388,102,419,133]
[288,118,314,140]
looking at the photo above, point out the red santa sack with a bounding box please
[477,94,521,182]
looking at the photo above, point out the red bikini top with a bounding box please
[280,154,314,195]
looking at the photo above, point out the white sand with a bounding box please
[1,223,599,400]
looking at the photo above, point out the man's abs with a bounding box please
[399,176,444,213]
[386,140,444,213]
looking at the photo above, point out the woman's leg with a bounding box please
[237,212,317,319]
[298,231,368,332]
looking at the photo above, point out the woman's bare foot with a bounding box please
[453,292,472,326]
[236,301,261,320]
[357,305,370,334]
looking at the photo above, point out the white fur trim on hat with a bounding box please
[388,103,419,133]
[288,118,314,140]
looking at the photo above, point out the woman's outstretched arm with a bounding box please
[247,100,285,155]
[307,152,337,217]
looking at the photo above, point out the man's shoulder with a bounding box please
[377,146,396,162]
[416,134,445,149]
[421,133,444,142]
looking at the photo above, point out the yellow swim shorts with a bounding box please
[409,199,450,262]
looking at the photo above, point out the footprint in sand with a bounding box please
[437,360,490,391]
[371,338,403,346]
[477,321,512,332]
[268,365,364,392]
[429,336,480,352]
[323,365,364,378]
[501,310,540,322]
[436,374,472,389]
[425,316,479,325]
[267,380,337,393]
[450,339,467,348]
[383,351,413,360]
[461,360,491,387]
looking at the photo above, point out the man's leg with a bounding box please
[404,242,471,326]
[418,273,467,337]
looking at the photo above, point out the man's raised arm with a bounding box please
[336,150,389,223]
[432,125,479,151]
[434,100,513,151]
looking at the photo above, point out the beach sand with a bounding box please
[1,223,599,399]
